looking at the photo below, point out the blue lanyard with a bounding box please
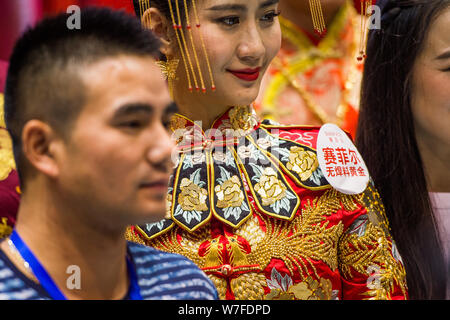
[126,253,143,300]
[10,230,142,300]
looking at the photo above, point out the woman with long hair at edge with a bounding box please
[356,0,449,299]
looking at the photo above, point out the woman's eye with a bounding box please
[220,16,240,26]
[261,11,280,23]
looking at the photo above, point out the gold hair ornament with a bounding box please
[168,0,216,93]
[138,0,217,94]
[139,0,152,29]
[357,0,373,61]
[309,0,327,37]
[156,57,180,97]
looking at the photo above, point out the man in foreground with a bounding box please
[0,7,217,300]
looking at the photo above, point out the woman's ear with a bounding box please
[142,7,174,56]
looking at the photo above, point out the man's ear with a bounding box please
[142,7,174,56]
[21,120,63,179]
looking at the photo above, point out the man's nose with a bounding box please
[146,123,175,170]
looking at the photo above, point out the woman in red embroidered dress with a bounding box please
[127,0,408,300]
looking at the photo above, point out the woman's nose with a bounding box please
[236,23,265,64]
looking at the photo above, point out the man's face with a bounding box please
[57,55,176,227]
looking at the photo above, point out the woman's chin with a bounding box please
[226,88,259,106]
[184,83,259,108]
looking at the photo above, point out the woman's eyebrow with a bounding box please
[206,0,279,12]
[206,4,246,12]
[260,0,279,9]
[435,49,450,61]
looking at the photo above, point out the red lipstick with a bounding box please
[228,67,261,82]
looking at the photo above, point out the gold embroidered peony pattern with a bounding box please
[265,270,335,300]
[286,146,319,181]
[178,178,208,212]
[288,277,333,300]
[254,167,287,206]
[215,175,245,209]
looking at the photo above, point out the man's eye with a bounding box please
[261,11,280,23]
[219,16,240,26]
[120,120,144,128]
[162,119,172,130]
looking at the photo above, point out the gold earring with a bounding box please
[156,58,180,97]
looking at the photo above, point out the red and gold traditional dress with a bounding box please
[0,93,20,239]
[255,1,363,139]
[127,105,408,300]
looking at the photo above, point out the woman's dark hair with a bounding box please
[356,0,449,299]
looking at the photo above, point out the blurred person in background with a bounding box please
[255,0,373,139]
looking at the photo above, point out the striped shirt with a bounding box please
[0,241,218,300]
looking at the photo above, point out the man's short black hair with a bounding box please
[4,7,161,188]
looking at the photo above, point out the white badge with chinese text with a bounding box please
[317,123,369,195]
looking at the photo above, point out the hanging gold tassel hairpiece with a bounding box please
[309,0,326,37]
[168,0,216,93]
[357,0,373,61]
[191,0,216,91]
[139,0,152,29]
[139,0,216,94]
[183,0,206,93]
[174,0,200,92]
[166,0,194,92]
